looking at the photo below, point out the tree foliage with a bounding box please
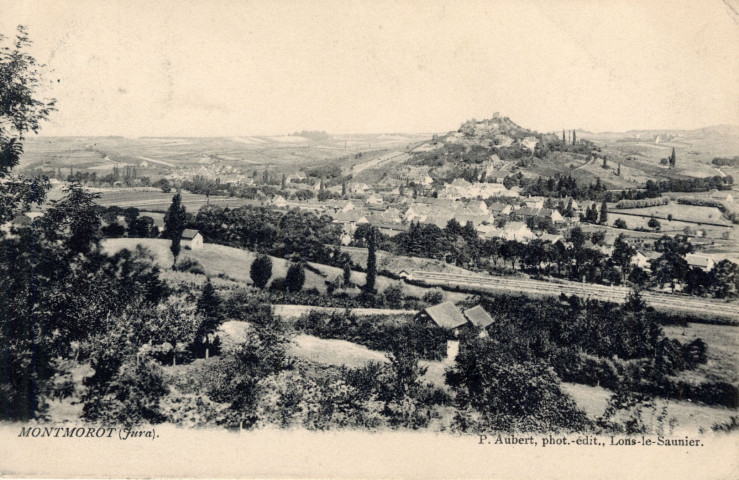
[250,254,273,289]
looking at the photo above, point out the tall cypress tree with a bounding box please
[669,147,676,168]
[600,200,608,225]
[365,227,378,292]
[164,191,187,267]
[572,130,576,145]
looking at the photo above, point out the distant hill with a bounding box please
[350,115,739,191]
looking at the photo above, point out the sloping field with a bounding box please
[617,204,730,226]
[289,334,389,368]
[663,323,739,385]
[289,333,450,387]
[411,270,739,322]
[562,382,738,434]
[101,238,328,291]
[339,246,473,276]
[308,259,468,302]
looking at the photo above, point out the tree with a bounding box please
[43,183,102,255]
[285,263,306,293]
[564,198,575,218]
[343,262,352,286]
[647,216,661,230]
[0,26,56,224]
[250,254,273,289]
[281,173,287,190]
[628,266,650,288]
[365,226,378,292]
[195,279,224,358]
[614,218,628,229]
[710,260,739,299]
[572,130,576,145]
[612,234,636,281]
[599,200,608,225]
[568,226,586,251]
[164,191,186,267]
[669,147,676,168]
[650,235,692,291]
[445,337,587,432]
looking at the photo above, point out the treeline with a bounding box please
[365,221,739,298]
[712,156,739,167]
[514,174,609,201]
[194,204,347,266]
[615,197,670,209]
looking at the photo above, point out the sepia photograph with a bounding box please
[0,0,738,478]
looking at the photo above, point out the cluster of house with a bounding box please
[270,191,594,245]
[261,186,636,248]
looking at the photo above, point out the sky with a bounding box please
[1,0,738,137]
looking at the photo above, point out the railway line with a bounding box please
[409,270,739,322]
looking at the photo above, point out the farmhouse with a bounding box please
[182,229,204,250]
[685,253,715,271]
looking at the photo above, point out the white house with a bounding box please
[182,229,204,250]
[502,222,534,242]
[685,253,715,271]
[268,195,288,208]
[631,250,650,269]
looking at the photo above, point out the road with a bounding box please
[409,270,739,322]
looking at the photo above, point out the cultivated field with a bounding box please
[93,188,261,212]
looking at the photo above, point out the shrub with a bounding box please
[176,257,205,275]
[269,277,287,293]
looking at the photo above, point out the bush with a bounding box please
[422,289,444,305]
[176,257,205,275]
[83,358,167,426]
[614,218,628,229]
[269,277,287,293]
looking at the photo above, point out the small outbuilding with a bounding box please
[463,305,495,329]
[182,229,204,250]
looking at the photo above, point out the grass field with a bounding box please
[101,238,329,292]
[617,204,731,226]
[562,382,738,434]
[662,323,739,385]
